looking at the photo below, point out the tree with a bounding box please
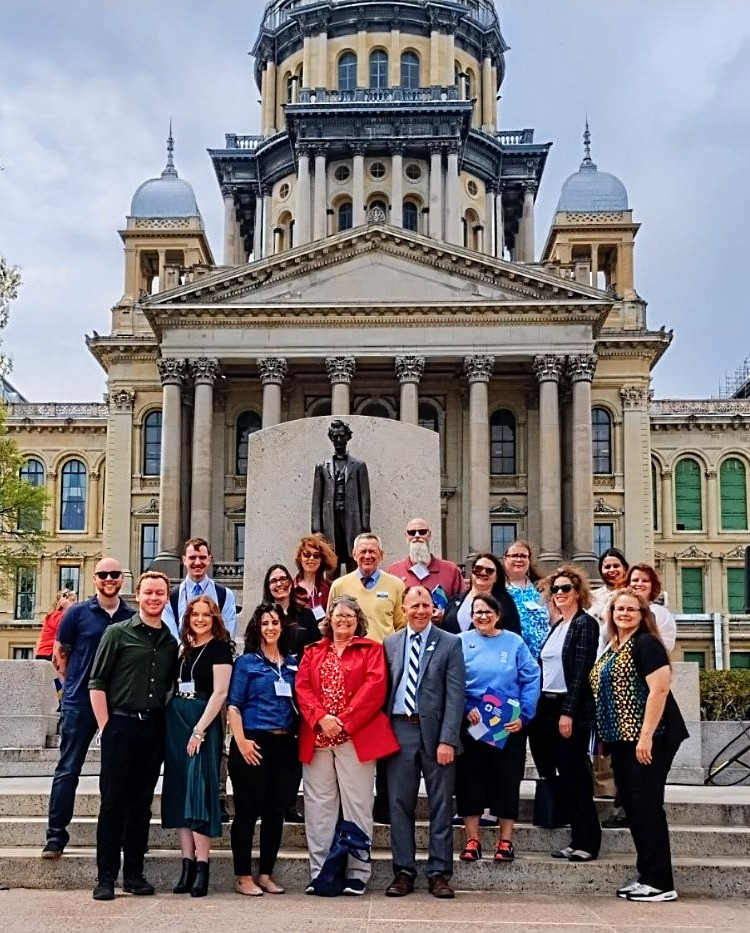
[0,257,21,377]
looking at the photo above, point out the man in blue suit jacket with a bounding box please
[383,585,465,899]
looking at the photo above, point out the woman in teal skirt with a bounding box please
[162,595,233,897]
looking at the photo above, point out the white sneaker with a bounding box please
[616,879,640,898]
[626,883,678,902]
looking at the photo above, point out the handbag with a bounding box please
[532,777,569,828]
[311,819,372,897]
[592,752,616,799]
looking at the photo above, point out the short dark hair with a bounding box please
[242,602,293,655]
[597,547,628,577]
[471,592,504,629]
[328,419,353,441]
[183,537,212,556]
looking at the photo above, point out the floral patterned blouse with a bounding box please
[314,645,350,748]
[506,581,550,660]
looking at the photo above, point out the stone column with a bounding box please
[391,146,404,229]
[620,384,654,560]
[302,33,312,87]
[706,469,719,538]
[296,147,312,245]
[389,27,401,85]
[520,181,536,262]
[444,143,461,245]
[464,354,495,555]
[495,188,505,257]
[263,187,273,258]
[313,148,328,241]
[533,354,564,564]
[189,358,219,541]
[356,28,368,87]
[429,145,443,240]
[326,357,356,416]
[260,62,270,135]
[568,354,597,571]
[352,146,366,227]
[156,358,186,566]
[103,389,135,564]
[482,54,494,130]
[222,187,237,266]
[395,355,425,424]
[445,30,455,86]
[258,357,288,428]
[661,469,674,536]
[266,61,277,135]
[485,186,496,256]
[254,192,264,260]
[317,29,328,87]
[429,26,440,85]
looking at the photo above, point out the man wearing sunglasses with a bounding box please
[42,558,134,860]
[386,519,464,624]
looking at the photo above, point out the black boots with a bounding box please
[191,860,210,898]
[173,858,197,894]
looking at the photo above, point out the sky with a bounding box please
[1,1,748,402]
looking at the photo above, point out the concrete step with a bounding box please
[0,847,747,896]
[4,816,750,859]
[0,748,100,779]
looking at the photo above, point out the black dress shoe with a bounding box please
[123,873,155,895]
[385,872,415,897]
[191,861,210,898]
[92,879,115,901]
[173,857,197,894]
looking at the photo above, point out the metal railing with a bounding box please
[261,0,499,32]
[7,403,108,419]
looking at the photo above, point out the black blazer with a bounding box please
[442,590,521,637]
[539,609,598,725]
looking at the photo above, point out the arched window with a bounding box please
[360,402,392,419]
[338,52,357,91]
[675,457,703,531]
[403,201,419,232]
[463,209,479,250]
[591,408,612,474]
[143,411,162,476]
[720,457,748,530]
[236,411,262,476]
[400,51,420,89]
[490,409,516,475]
[651,461,659,530]
[338,201,353,232]
[19,458,45,530]
[418,402,439,433]
[60,460,87,531]
[369,50,388,89]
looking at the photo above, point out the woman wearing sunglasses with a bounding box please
[529,565,601,863]
[292,535,338,616]
[442,553,520,637]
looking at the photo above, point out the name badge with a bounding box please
[376,591,389,599]
[312,604,326,621]
[274,680,292,697]
[524,600,543,611]
[468,721,489,740]
[178,680,195,693]
[411,563,430,581]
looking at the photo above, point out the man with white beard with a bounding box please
[386,519,464,625]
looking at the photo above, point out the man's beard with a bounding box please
[409,541,432,566]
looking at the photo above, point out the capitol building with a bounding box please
[3,0,749,668]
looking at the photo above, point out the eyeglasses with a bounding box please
[301,551,321,559]
[332,614,357,623]
[268,576,291,586]
[614,606,641,614]
[472,609,495,617]
[506,553,529,561]
[406,528,430,537]
[472,566,496,577]
[95,571,122,581]
[550,584,575,594]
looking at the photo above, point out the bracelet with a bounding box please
[191,729,205,742]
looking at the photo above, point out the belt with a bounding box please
[175,691,208,700]
[392,713,420,724]
[112,707,162,720]
[542,692,565,701]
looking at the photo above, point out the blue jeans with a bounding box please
[46,705,97,847]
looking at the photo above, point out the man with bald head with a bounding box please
[42,558,135,859]
[386,519,464,625]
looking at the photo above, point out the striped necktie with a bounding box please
[403,632,422,715]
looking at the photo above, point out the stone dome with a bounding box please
[557,124,628,213]
[130,132,201,219]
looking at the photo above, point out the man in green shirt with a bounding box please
[89,570,178,901]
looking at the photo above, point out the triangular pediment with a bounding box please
[143,224,611,312]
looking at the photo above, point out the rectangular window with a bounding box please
[727,567,745,614]
[15,567,36,620]
[594,523,614,557]
[682,650,706,669]
[681,567,704,613]
[58,566,80,595]
[730,651,750,670]
[12,647,33,660]
[490,523,516,557]
[234,524,245,563]
[140,524,159,573]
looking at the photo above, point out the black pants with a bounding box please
[529,695,601,857]
[228,732,300,876]
[96,712,165,882]
[611,736,679,891]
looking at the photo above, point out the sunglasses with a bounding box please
[472,566,496,577]
[301,551,321,559]
[95,571,122,581]
[268,576,291,586]
[406,528,430,537]
[550,584,575,594]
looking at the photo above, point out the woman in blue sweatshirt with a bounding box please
[456,593,540,863]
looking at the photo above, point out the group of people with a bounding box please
[40,522,687,905]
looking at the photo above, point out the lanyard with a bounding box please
[180,640,210,683]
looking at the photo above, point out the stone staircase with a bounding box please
[0,778,748,896]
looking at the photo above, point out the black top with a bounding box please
[633,633,689,745]
[177,638,233,693]
[286,606,321,655]
[442,590,521,637]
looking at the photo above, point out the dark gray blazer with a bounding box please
[383,625,466,751]
[311,455,371,555]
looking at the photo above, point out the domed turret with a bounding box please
[557,123,628,213]
[130,129,201,219]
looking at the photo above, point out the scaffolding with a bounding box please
[721,354,750,399]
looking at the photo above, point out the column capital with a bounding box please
[395,355,426,384]
[296,144,313,160]
[445,141,461,157]
[522,179,538,196]
[257,356,289,386]
[108,389,135,412]
[326,356,356,385]
[189,357,221,386]
[567,353,597,383]
[620,383,648,410]
[351,142,367,157]
[533,354,564,384]
[463,354,495,383]
[158,357,187,387]
[391,141,406,156]
[428,142,444,157]
[220,185,237,200]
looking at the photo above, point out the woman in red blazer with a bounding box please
[295,595,398,895]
